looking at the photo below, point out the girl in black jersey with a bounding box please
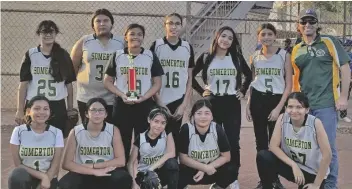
[192,26,252,187]
[178,99,237,189]
[15,20,76,135]
[150,13,195,155]
[128,107,178,189]
[104,23,164,160]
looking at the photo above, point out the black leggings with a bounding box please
[205,95,241,172]
[256,150,325,189]
[250,88,283,152]
[8,167,58,189]
[59,167,132,189]
[178,163,237,189]
[77,100,114,124]
[166,96,184,155]
[113,97,156,160]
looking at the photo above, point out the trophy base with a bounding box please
[126,91,138,101]
[127,96,138,101]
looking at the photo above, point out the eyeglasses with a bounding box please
[88,109,106,114]
[165,22,182,26]
[299,20,317,25]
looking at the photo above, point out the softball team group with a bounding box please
[10,8,351,189]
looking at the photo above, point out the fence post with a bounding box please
[343,1,347,42]
[185,1,191,42]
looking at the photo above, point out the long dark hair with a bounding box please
[285,92,310,109]
[36,20,73,82]
[91,8,114,30]
[24,95,51,125]
[201,26,245,90]
[189,99,213,120]
[148,106,170,124]
[84,98,108,125]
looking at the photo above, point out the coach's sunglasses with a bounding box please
[299,20,317,25]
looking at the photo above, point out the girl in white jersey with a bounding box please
[128,107,178,189]
[178,99,237,189]
[104,23,164,161]
[151,13,195,156]
[9,95,64,189]
[192,26,252,188]
[59,98,132,189]
[15,20,76,135]
[71,9,125,123]
[247,23,292,189]
[256,92,332,189]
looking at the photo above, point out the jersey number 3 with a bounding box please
[95,65,104,81]
[37,79,56,97]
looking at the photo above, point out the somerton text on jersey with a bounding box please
[91,52,113,61]
[190,149,219,160]
[79,146,112,156]
[142,155,163,165]
[32,66,52,75]
[284,137,312,150]
[160,59,186,68]
[255,68,282,76]
[209,68,237,76]
[119,67,149,75]
[20,147,54,157]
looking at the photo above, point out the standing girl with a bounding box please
[128,107,178,189]
[9,96,64,189]
[256,92,332,189]
[15,20,76,134]
[71,9,125,123]
[192,26,252,188]
[59,98,132,189]
[178,99,237,189]
[150,13,195,152]
[246,23,292,188]
[104,23,164,160]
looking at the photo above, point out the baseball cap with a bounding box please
[299,9,318,21]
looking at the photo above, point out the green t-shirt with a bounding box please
[292,35,350,109]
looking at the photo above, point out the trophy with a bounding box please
[126,54,138,101]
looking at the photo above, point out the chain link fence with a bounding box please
[2,1,352,110]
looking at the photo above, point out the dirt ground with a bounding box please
[2,99,352,189]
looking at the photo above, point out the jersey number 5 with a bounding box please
[37,79,56,97]
[165,71,179,88]
[265,78,273,92]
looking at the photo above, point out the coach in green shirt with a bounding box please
[291,9,351,189]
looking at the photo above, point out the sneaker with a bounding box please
[209,183,222,189]
[254,181,262,189]
[229,180,240,189]
[342,116,352,123]
[273,178,285,189]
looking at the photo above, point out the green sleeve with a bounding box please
[330,36,351,66]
